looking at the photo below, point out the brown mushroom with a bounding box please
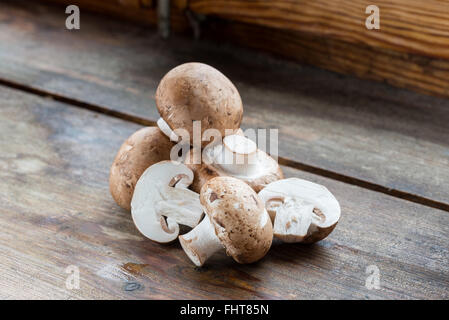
[179,176,273,266]
[185,134,283,193]
[155,62,243,147]
[109,127,174,211]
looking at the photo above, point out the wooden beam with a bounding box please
[188,0,449,60]
[191,0,449,98]
[201,19,449,98]
[41,0,190,31]
[39,0,449,98]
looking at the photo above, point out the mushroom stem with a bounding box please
[157,117,179,142]
[214,135,259,176]
[179,216,224,267]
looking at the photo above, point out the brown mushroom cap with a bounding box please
[109,127,174,211]
[200,177,273,264]
[155,63,243,147]
[302,223,338,244]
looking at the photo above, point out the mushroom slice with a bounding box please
[179,176,273,267]
[131,161,204,243]
[258,178,340,243]
[186,134,283,193]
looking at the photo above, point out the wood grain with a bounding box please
[0,86,447,299]
[188,0,449,60]
[40,0,449,98]
[202,19,449,98]
[0,1,448,208]
[40,0,190,32]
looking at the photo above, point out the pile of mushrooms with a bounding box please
[109,62,341,267]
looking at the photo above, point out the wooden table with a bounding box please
[0,1,448,299]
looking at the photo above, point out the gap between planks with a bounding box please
[1,77,447,213]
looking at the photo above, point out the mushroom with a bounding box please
[258,178,340,243]
[179,176,273,266]
[131,161,204,243]
[185,134,283,193]
[155,62,243,147]
[109,127,174,211]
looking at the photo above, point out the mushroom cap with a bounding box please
[185,147,283,193]
[200,176,273,264]
[155,63,243,147]
[109,127,174,211]
[258,178,340,243]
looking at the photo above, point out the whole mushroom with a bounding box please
[258,178,341,243]
[155,62,243,147]
[185,134,283,193]
[179,176,273,267]
[109,127,174,211]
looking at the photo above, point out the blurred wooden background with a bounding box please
[42,0,449,98]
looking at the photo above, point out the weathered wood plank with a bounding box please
[0,1,448,208]
[188,0,449,60]
[0,86,447,299]
[188,0,449,98]
[41,0,449,98]
[202,19,449,98]
[40,0,190,32]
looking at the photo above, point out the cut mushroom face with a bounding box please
[185,134,283,193]
[155,62,243,147]
[179,176,273,267]
[131,161,204,243]
[258,178,340,243]
[109,127,174,211]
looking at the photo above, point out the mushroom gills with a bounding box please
[258,178,340,243]
[131,161,204,243]
[155,185,204,228]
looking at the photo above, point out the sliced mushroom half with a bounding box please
[131,161,204,243]
[258,178,340,243]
